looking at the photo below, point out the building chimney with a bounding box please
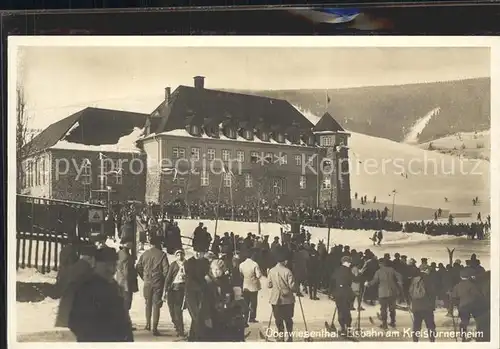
[193,76,205,89]
[165,87,171,103]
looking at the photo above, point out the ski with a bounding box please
[395,304,409,311]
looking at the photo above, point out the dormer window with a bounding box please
[243,129,253,140]
[190,125,200,136]
[226,127,236,139]
[276,133,285,143]
[307,135,315,146]
[260,131,269,142]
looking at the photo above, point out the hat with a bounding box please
[454,259,462,265]
[384,253,390,259]
[274,247,288,263]
[341,256,352,264]
[421,258,428,262]
[210,259,227,273]
[409,258,416,265]
[79,244,97,257]
[394,253,400,258]
[174,249,185,256]
[204,251,216,260]
[95,247,118,262]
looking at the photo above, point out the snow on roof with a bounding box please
[63,121,80,139]
[143,128,321,149]
[50,127,144,153]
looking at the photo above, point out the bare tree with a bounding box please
[16,87,33,192]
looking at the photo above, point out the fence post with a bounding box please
[16,233,21,270]
[53,236,60,272]
[47,233,53,274]
[41,231,47,274]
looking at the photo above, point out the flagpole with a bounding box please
[214,170,224,237]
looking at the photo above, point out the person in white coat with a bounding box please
[239,250,263,325]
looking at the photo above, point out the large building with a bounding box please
[138,76,351,208]
[20,76,351,209]
[19,107,148,203]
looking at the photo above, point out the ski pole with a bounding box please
[448,294,458,342]
[297,295,313,342]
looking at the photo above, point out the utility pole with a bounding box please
[391,189,397,221]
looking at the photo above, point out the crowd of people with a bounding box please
[94,200,490,239]
[54,210,491,343]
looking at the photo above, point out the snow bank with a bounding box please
[403,107,441,144]
[17,268,57,284]
[63,121,80,139]
[51,127,144,153]
[292,105,322,125]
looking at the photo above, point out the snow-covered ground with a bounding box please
[15,218,490,341]
[348,131,490,216]
[403,107,441,144]
[419,130,490,161]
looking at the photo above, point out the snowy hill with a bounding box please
[419,130,490,162]
[347,131,489,216]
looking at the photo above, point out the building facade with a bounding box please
[139,76,351,209]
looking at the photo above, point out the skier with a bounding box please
[376,231,383,246]
[331,256,354,336]
[408,265,437,342]
[450,268,489,342]
[365,258,403,329]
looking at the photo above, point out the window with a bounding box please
[260,132,269,141]
[276,133,285,143]
[299,176,306,189]
[98,174,107,188]
[175,177,186,186]
[226,128,236,138]
[34,158,39,186]
[250,151,259,164]
[295,155,302,166]
[236,150,245,163]
[191,125,200,135]
[271,178,286,195]
[244,130,253,140]
[265,152,273,164]
[173,147,186,159]
[277,152,287,165]
[308,135,316,146]
[112,159,123,184]
[223,172,232,187]
[81,158,92,185]
[322,159,332,172]
[244,173,253,188]
[207,148,216,161]
[222,149,231,162]
[41,157,46,185]
[322,176,332,189]
[191,147,200,161]
[321,136,333,146]
[201,171,209,186]
[307,155,315,166]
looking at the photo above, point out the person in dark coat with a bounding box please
[68,247,134,342]
[166,221,183,254]
[136,236,169,336]
[192,223,208,253]
[115,242,139,329]
[365,258,403,329]
[56,235,80,294]
[331,255,355,336]
[164,249,187,337]
[409,265,437,342]
[184,252,210,341]
[306,246,320,300]
[450,268,489,342]
[55,244,97,328]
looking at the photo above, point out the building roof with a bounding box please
[24,107,148,156]
[312,112,345,133]
[151,85,315,135]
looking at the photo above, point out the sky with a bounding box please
[17,46,490,129]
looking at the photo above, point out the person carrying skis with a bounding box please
[365,258,403,329]
[408,265,437,342]
[450,268,489,342]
